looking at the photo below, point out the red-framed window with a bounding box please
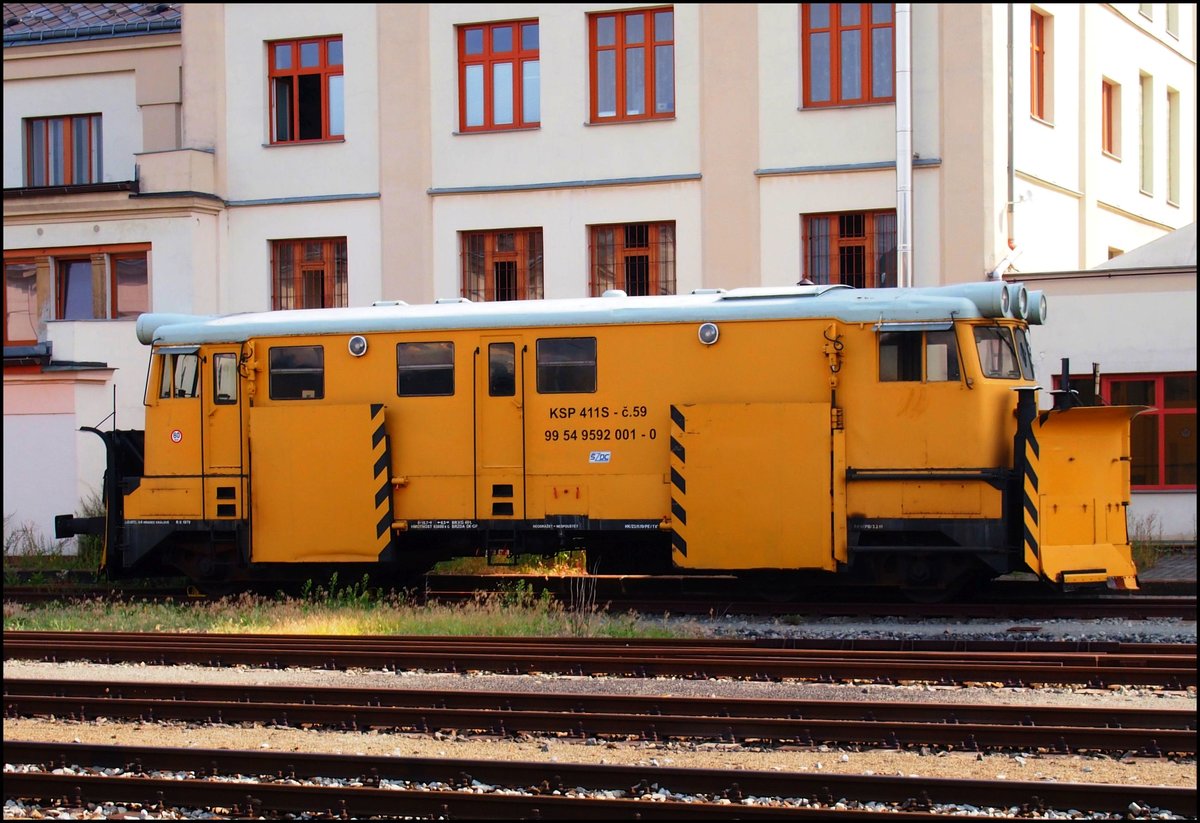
[1110,374,1196,490]
[271,238,347,309]
[589,222,676,296]
[1101,80,1118,156]
[461,229,544,301]
[24,114,102,187]
[4,244,149,345]
[1030,10,1047,119]
[803,210,897,288]
[458,20,540,132]
[589,7,675,123]
[802,4,894,108]
[268,36,344,143]
[1056,372,1197,490]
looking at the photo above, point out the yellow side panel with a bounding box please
[123,477,204,519]
[1026,405,1142,582]
[849,481,1003,519]
[543,483,589,516]
[250,404,392,563]
[902,483,983,515]
[393,476,473,521]
[671,402,832,571]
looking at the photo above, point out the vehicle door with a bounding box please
[202,346,245,519]
[475,337,526,520]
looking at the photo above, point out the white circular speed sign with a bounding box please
[171,429,183,443]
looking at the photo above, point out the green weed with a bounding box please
[2,588,690,639]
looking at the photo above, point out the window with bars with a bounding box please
[589,222,676,296]
[801,4,894,107]
[1056,372,1196,490]
[24,114,102,187]
[589,7,675,123]
[4,246,149,346]
[271,238,348,310]
[458,19,540,131]
[1030,10,1048,120]
[268,36,344,143]
[803,211,896,289]
[461,229,543,301]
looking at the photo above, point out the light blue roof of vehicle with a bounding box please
[138,281,1031,346]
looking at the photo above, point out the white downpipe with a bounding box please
[895,4,913,288]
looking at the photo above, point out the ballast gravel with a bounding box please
[3,614,1195,819]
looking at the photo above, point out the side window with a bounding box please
[973,327,1022,379]
[214,353,238,404]
[537,337,597,393]
[925,330,961,382]
[489,342,516,396]
[158,353,200,399]
[879,332,922,381]
[879,330,960,382]
[397,342,455,396]
[269,345,324,400]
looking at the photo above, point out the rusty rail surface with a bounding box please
[5,631,1195,688]
[5,677,1194,755]
[5,741,1196,819]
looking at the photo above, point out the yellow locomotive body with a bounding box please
[58,281,1141,596]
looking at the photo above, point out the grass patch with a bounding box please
[431,550,587,576]
[1128,511,1166,572]
[4,493,105,580]
[2,577,692,639]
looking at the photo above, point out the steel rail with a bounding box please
[5,741,1196,818]
[7,677,1194,730]
[9,630,1193,654]
[5,633,1194,687]
[5,690,1192,755]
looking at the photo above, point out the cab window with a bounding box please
[269,345,324,399]
[1014,327,1036,380]
[973,326,1022,379]
[158,353,199,399]
[879,330,960,382]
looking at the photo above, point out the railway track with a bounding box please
[6,740,1196,820]
[5,677,1194,755]
[5,631,1196,688]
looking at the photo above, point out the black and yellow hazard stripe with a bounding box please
[370,404,395,555]
[669,405,687,557]
[1022,417,1042,562]
[1011,389,1042,575]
